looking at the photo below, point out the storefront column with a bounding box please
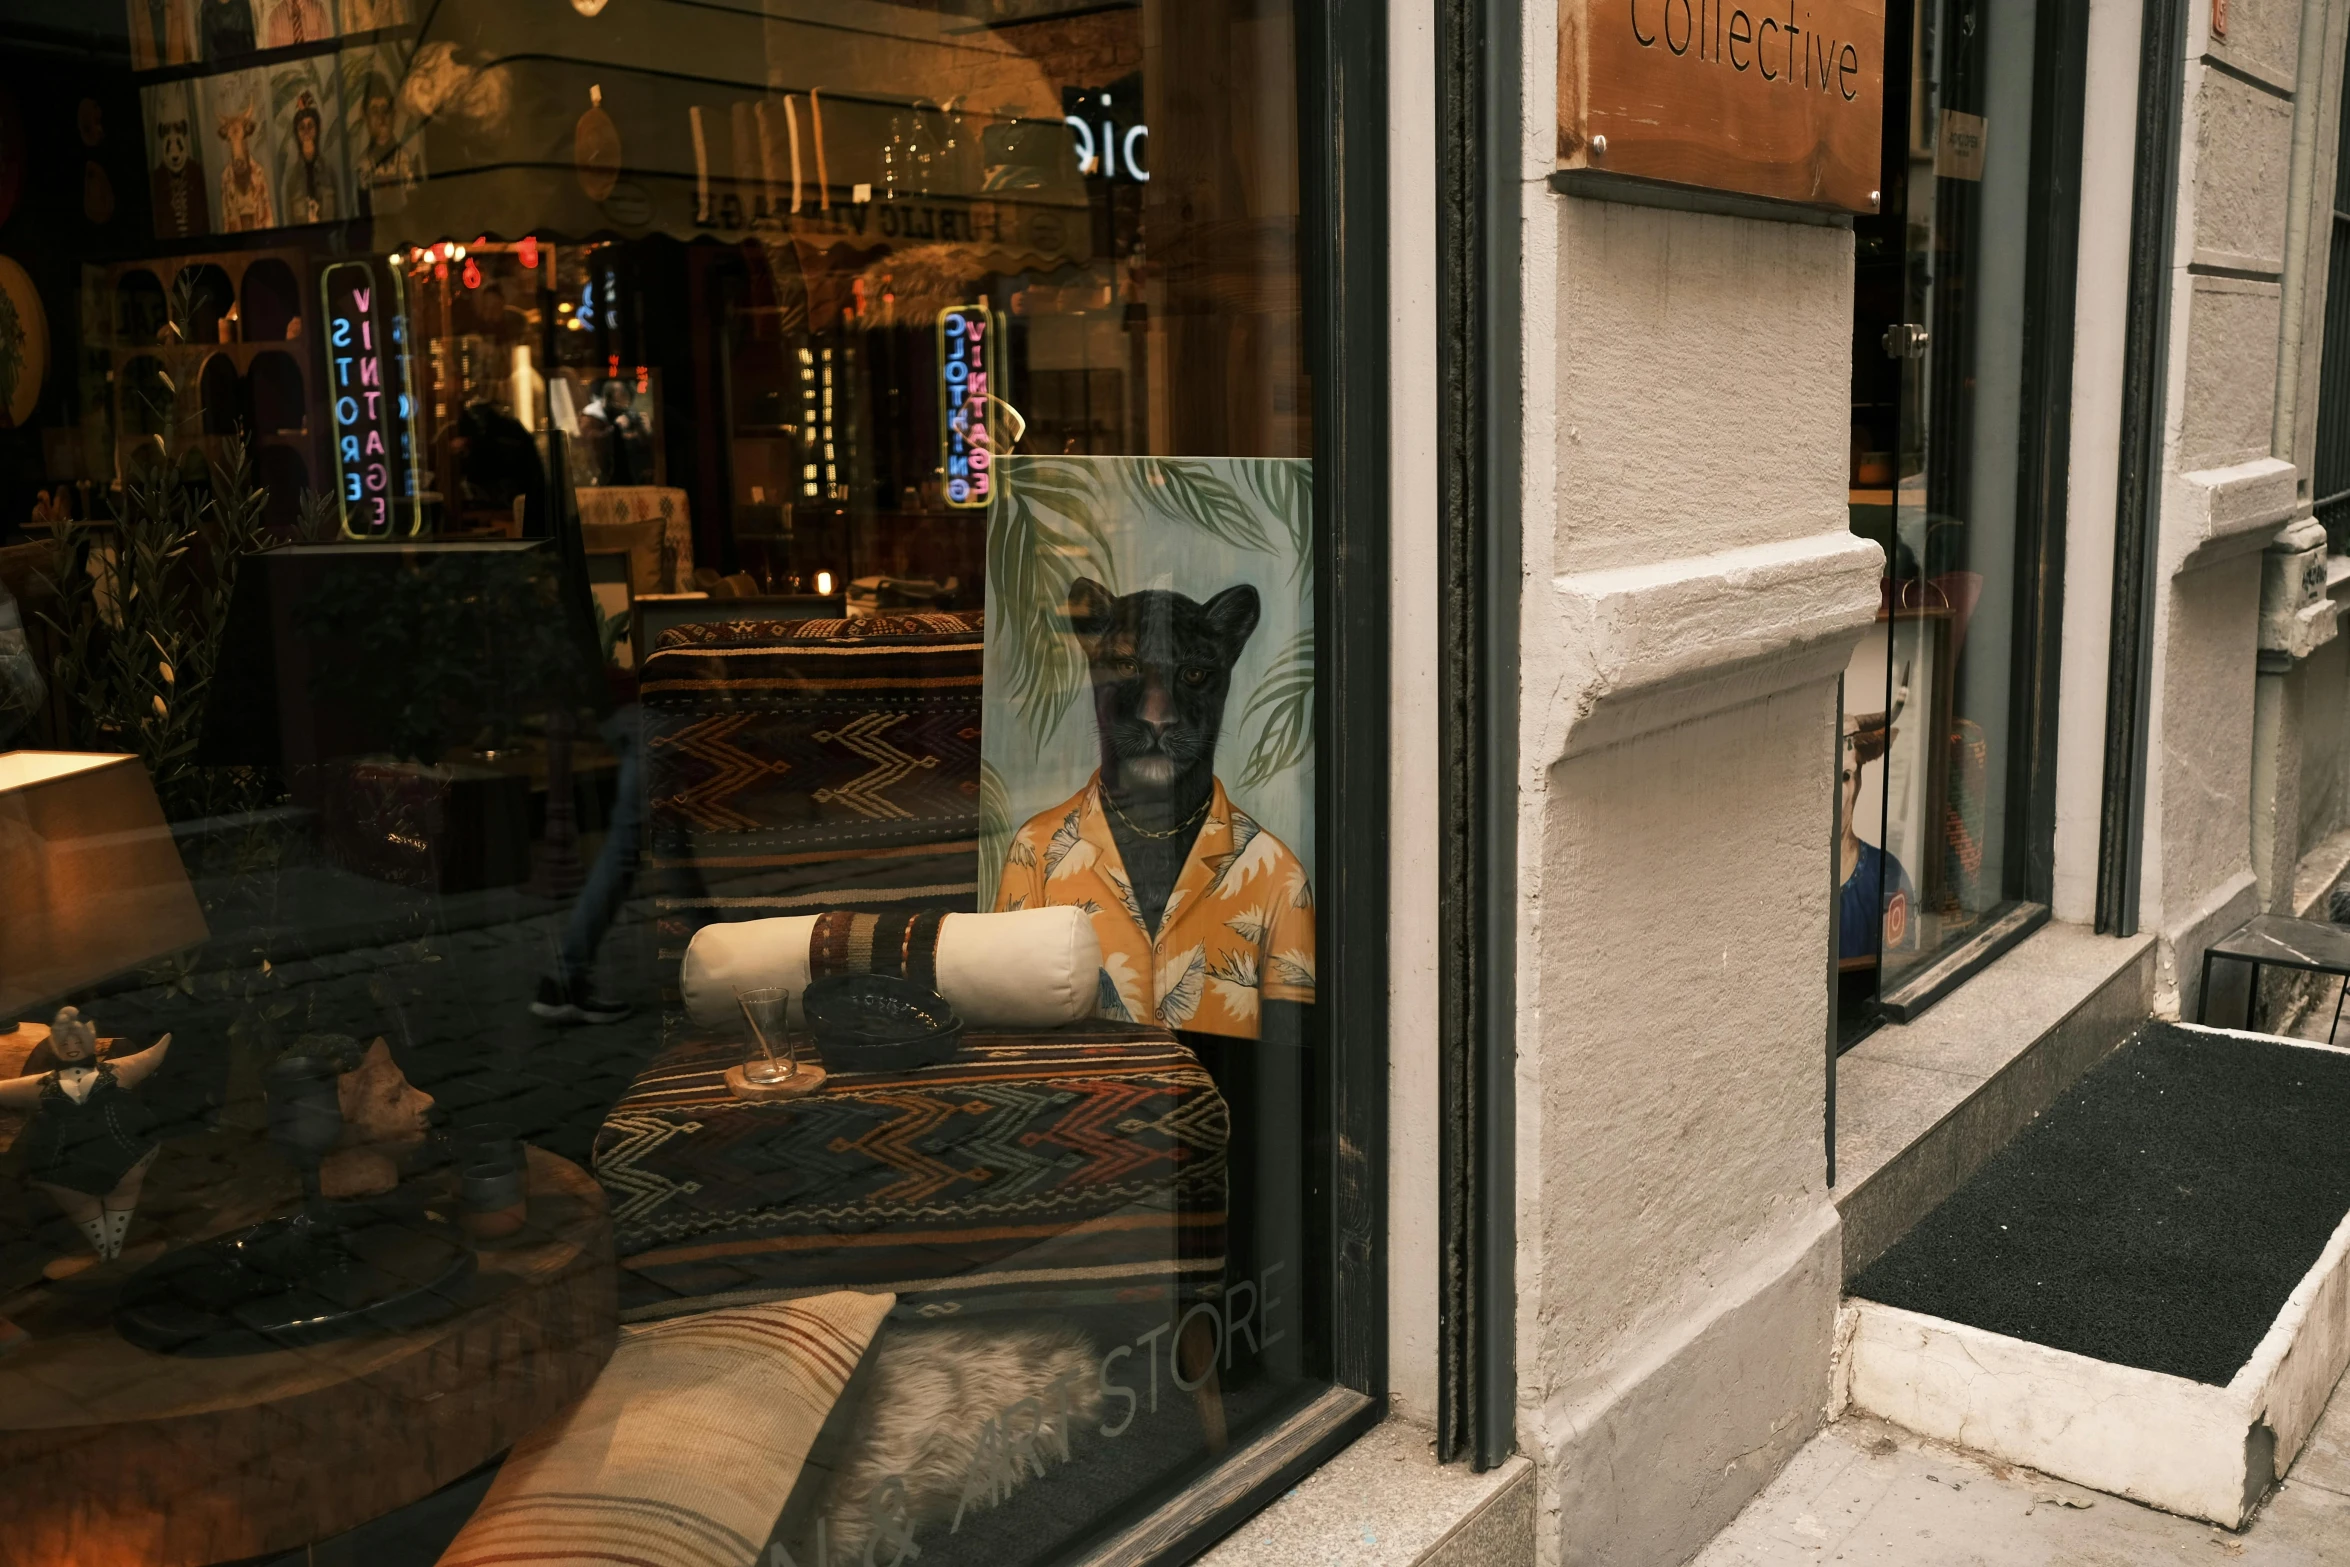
[1513,194,1881,1566]
[2132,0,2310,1017]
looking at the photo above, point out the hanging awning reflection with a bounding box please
[374,0,1094,278]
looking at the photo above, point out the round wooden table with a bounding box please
[0,1145,616,1567]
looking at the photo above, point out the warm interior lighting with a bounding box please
[0,753,207,1022]
[0,750,128,789]
[814,571,834,596]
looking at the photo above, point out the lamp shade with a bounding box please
[0,752,208,1022]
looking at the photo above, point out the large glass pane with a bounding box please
[1842,0,2041,1031]
[0,2,1331,1561]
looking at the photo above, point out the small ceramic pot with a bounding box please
[459,1160,528,1241]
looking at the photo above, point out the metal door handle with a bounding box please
[1882,323,1930,359]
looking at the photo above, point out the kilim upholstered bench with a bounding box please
[591,1020,1229,1322]
[638,611,989,993]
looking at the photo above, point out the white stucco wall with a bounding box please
[1483,0,2350,1556]
[1512,9,1879,1551]
[2141,0,2316,1013]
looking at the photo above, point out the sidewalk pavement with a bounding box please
[1691,1383,2350,1566]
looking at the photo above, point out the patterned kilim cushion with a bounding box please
[435,1292,892,1567]
[592,1023,1229,1320]
[641,612,987,986]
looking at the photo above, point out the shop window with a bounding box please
[196,349,247,435]
[1840,0,2082,1041]
[171,260,233,344]
[248,347,306,436]
[113,268,165,344]
[254,441,312,532]
[0,2,1374,1563]
[240,256,304,343]
[2311,37,2350,553]
[118,351,172,436]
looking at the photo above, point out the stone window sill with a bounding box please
[1196,1416,1533,1567]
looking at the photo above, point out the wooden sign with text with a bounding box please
[1558,0,1887,213]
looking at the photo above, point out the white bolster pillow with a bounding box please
[681,907,1102,1031]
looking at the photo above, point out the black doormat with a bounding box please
[1850,1021,2350,1387]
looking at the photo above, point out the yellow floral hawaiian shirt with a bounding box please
[993,773,1316,1040]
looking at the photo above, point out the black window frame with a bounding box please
[1072,0,1393,1556]
[1836,0,2092,1037]
[2311,33,2350,553]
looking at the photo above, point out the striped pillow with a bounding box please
[437,1291,894,1567]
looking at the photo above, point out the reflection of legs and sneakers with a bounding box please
[534,705,645,1025]
[1185,1006,1313,1394]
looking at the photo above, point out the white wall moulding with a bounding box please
[1541,1207,1841,1567]
[1843,1026,2350,1529]
[2164,868,2263,1021]
[2097,0,2195,939]
[1541,530,1883,762]
[2258,517,2337,662]
[1552,0,1888,214]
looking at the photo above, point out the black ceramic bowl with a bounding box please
[802,974,965,1072]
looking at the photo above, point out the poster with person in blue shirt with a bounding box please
[1840,713,1916,960]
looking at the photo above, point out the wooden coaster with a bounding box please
[724,1062,827,1101]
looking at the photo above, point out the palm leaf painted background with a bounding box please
[979,455,1315,902]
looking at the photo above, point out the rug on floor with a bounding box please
[1850,1020,2350,1386]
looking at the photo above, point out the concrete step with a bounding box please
[1834,922,2154,1279]
[1837,1022,2350,1527]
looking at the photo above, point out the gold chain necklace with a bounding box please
[1104,790,1209,841]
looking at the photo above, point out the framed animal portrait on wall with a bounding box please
[126,0,199,69]
[267,60,344,226]
[142,80,210,239]
[982,455,1315,1043]
[201,69,274,233]
[343,42,422,217]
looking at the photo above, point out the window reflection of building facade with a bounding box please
[1839,0,2075,1041]
[0,2,1369,1563]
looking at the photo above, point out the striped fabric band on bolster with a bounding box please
[808,908,945,992]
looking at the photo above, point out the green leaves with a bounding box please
[1242,461,1313,578]
[977,757,1013,900]
[1121,459,1274,556]
[35,434,273,820]
[988,459,1119,756]
[1234,624,1314,792]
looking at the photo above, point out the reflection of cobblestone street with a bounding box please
[87,848,671,1171]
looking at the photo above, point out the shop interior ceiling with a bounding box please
[380,0,1095,278]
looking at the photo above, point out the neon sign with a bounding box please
[938,303,995,509]
[320,260,421,537]
[1061,87,1148,182]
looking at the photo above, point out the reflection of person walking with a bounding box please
[532,701,642,1025]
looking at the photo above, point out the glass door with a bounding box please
[1841,0,2064,1043]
